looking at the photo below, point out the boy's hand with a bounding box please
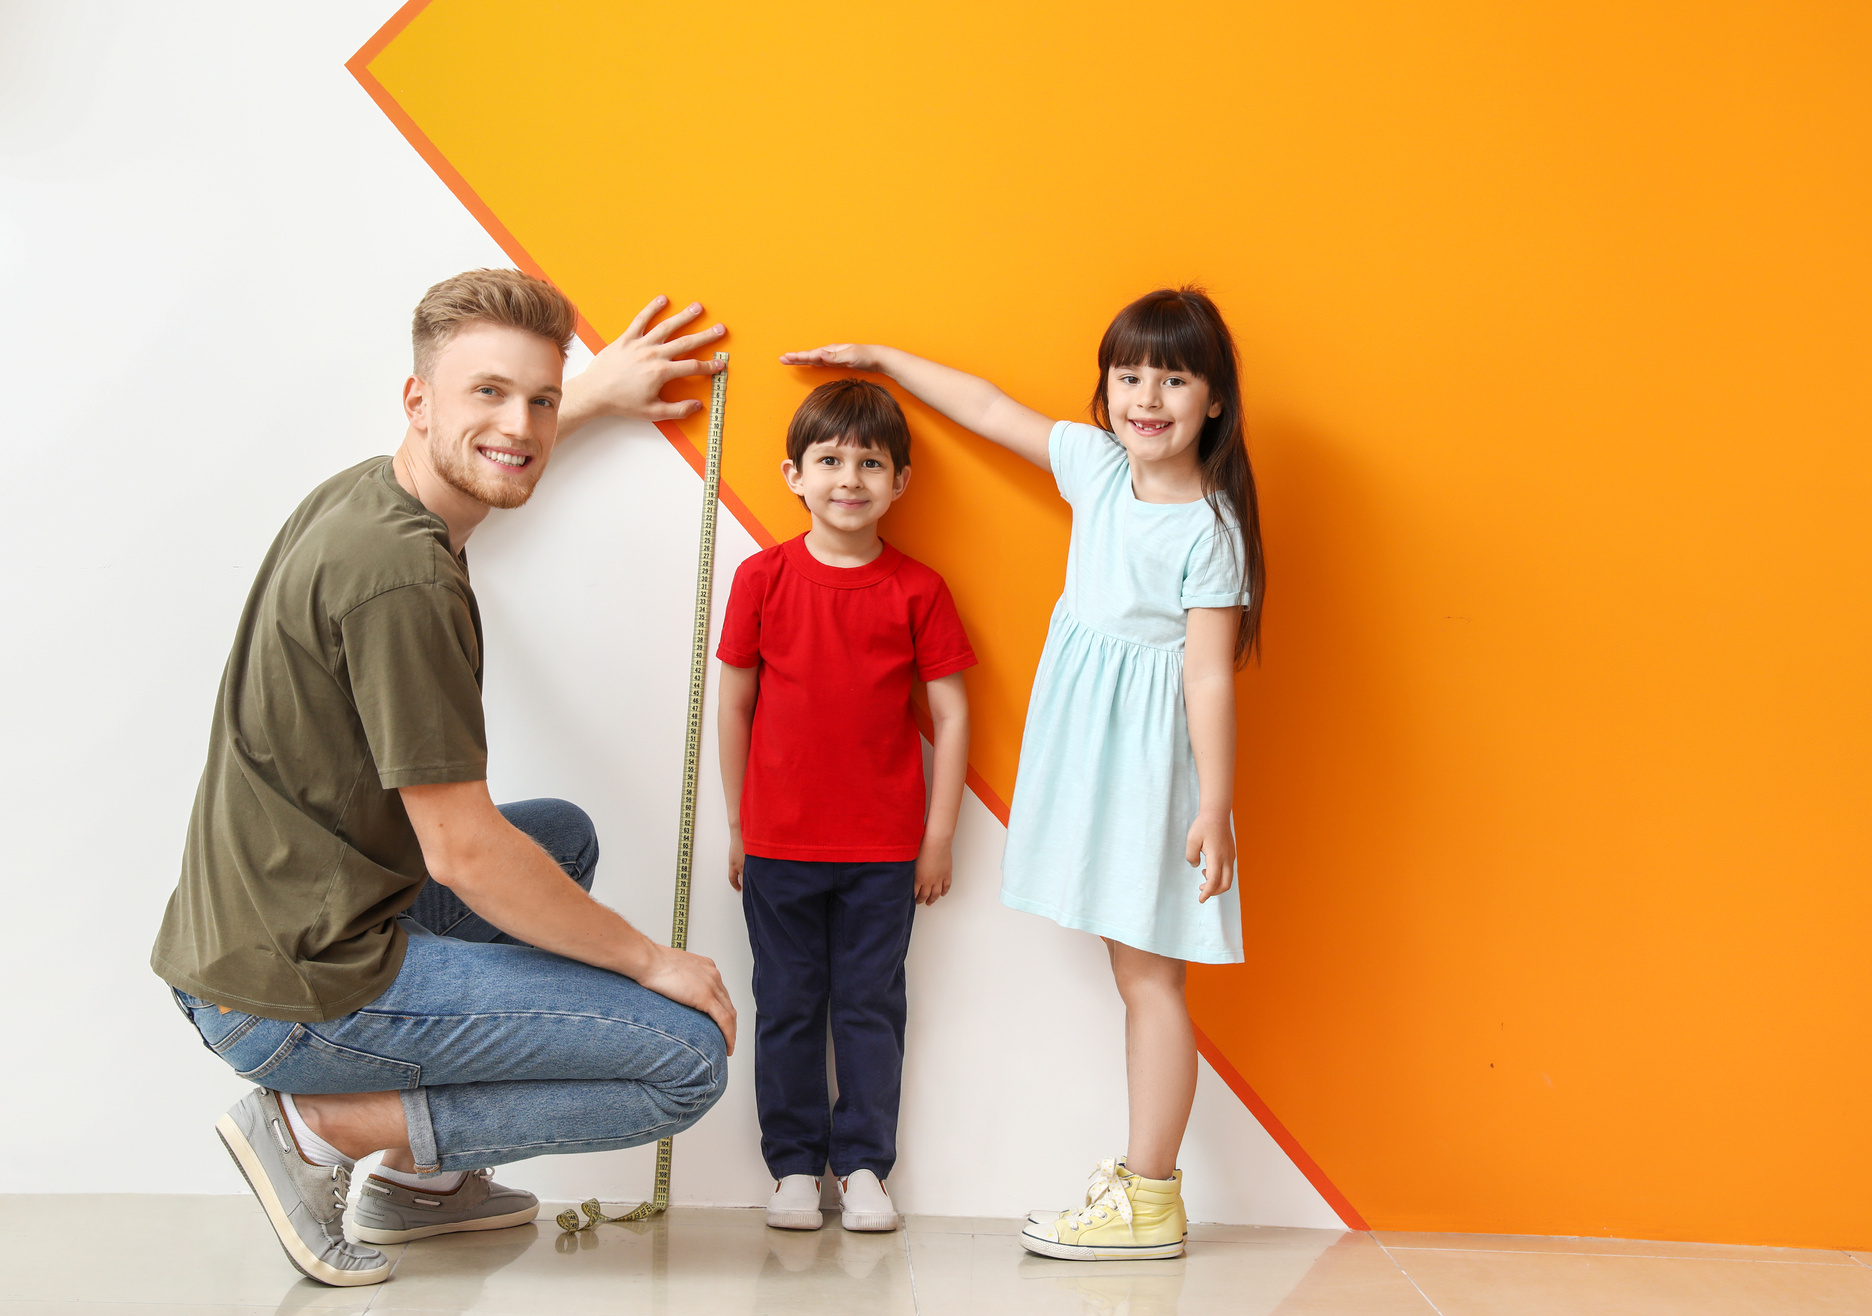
[914,837,954,906]
[1186,811,1237,904]
[779,344,883,373]
[727,829,745,892]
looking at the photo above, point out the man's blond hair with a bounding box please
[411,268,578,379]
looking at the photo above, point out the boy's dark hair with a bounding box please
[786,378,912,472]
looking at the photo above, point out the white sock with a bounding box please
[278,1092,353,1169]
[373,1165,466,1192]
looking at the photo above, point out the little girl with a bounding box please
[781,288,1264,1261]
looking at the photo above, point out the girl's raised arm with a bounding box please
[779,344,1054,470]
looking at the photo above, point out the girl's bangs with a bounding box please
[1101,298,1225,380]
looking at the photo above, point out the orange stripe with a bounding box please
[347,1,1357,1232]
[1194,1025,1369,1230]
[347,7,777,556]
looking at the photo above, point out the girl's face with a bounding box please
[1106,363,1222,467]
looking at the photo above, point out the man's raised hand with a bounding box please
[559,296,727,435]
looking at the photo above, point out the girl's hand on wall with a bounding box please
[779,344,883,372]
[1187,811,1237,903]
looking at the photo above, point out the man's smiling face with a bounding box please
[415,320,565,509]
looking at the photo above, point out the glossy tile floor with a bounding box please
[2,1197,1869,1315]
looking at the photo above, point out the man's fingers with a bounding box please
[663,326,727,358]
[643,301,705,345]
[642,399,706,421]
[620,295,669,343]
[717,989,738,1053]
[662,356,724,382]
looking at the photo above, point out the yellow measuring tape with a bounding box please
[558,351,728,1234]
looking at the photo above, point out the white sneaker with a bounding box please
[765,1174,825,1230]
[838,1169,900,1231]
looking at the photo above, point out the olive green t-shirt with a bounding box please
[150,457,487,1021]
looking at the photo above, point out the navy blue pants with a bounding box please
[741,854,917,1179]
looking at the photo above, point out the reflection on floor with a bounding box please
[1,1196,1869,1314]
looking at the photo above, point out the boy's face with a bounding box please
[782,437,910,534]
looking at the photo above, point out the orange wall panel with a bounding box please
[355,0,1872,1246]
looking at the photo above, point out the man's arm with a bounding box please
[556,296,728,439]
[915,673,970,905]
[717,661,758,891]
[399,779,735,1050]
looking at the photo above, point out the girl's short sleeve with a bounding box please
[1182,518,1249,611]
[1048,420,1120,505]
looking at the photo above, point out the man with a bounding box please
[151,269,735,1287]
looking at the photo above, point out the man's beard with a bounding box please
[430,433,538,510]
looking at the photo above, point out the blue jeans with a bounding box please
[741,854,916,1179]
[172,799,727,1172]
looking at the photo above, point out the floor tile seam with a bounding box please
[905,1217,925,1314]
[0,1305,372,1313]
[0,1301,369,1312]
[364,1239,410,1309]
[1380,1244,1859,1266]
[1372,1235,1452,1316]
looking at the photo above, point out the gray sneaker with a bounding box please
[349,1167,539,1244]
[214,1088,392,1287]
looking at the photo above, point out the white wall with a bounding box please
[0,0,1337,1228]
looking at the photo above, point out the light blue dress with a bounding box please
[1000,421,1247,964]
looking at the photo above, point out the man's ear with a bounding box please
[403,375,429,431]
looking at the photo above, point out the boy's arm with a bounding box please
[1183,606,1240,904]
[915,672,971,906]
[778,345,1054,471]
[718,660,759,891]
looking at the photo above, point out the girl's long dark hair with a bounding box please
[1091,287,1265,664]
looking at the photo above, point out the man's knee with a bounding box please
[498,797,599,889]
[658,1024,730,1131]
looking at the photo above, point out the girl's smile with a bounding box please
[1108,363,1223,500]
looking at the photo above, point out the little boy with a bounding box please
[717,378,974,1232]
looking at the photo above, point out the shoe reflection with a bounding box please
[757,1224,902,1310]
[1016,1255,1187,1316]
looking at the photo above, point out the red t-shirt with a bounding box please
[717,535,976,862]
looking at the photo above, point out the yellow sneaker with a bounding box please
[1018,1159,1187,1260]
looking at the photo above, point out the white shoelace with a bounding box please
[326,1163,351,1210]
[1058,1158,1132,1230]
